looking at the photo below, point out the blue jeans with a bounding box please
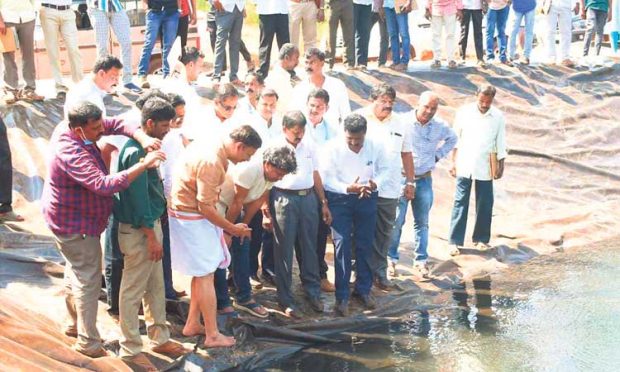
[448,177,494,246]
[231,215,252,304]
[486,6,509,61]
[387,177,434,263]
[104,216,122,314]
[384,7,410,65]
[138,9,179,76]
[160,211,177,299]
[327,191,378,301]
[509,9,535,59]
[214,267,231,311]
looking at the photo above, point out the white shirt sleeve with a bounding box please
[495,113,508,160]
[372,140,391,192]
[320,143,350,194]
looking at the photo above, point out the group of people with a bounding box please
[1,0,620,105]
[9,35,509,370]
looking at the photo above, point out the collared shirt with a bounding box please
[453,102,508,181]
[185,105,243,141]
[88,0,124,12]
[292,75,351,125]
[0,0,36,24]
[410,113,458,175]
[237,96,258,118]
[113,139,166,229]
[360,106,413,199]
[488,0,509,10]
[249,112,283,143]
[42,118,137,236]
[305,117,340,147]
[256,0,289,14]
[273,137,318,190]
[265,64,296,114]
[170,138,229,215]
[64,76,108,118]
[428,0,463,16]
[217,159,273,214]
[320,136,390,195]
[220,0,246,12]
[461,0,482,9]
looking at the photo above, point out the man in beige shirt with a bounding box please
[168,125,262,348]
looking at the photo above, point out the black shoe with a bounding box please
[261,270,276,286]
[353,292,376,310]
[374,277,393,291]
[306,296,324,313]
[335,299,349,317]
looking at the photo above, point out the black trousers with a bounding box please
[207,18,251,71]
[459,9,484,61]
[258,13,290,78]
[0,117,13,213]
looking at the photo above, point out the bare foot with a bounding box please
[182,324,205,337]
[204,333,236,348]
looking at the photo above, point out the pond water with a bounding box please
[258,240,620,371]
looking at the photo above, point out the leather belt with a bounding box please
[273,187,314,196]
[42,3,71,10]
[415,171,432,180]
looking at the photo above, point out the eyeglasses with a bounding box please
[219,103,237,112]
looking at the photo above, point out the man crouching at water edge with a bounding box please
[168,125,262,348]
[42,102,165,358]
[113,98,190,368]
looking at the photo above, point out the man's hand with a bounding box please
[404,184,415,200]
[146,235,164,261]
[573,2,580,15]
[141,137,162,152]
[404,0,413,13]
[607,10,611,23]
[456,9,463,21]
[449,164,457,178]
[378,7,386,21]
[190,12,197,25]
[321,204,332,225]
[213,0,224,11]
[142,151,166,169]
[496,160,505,179]
[229,223,252,239]
[425,8,432,21]
[581,8,587,19]
[0,20,6,35]
[317,9,325,22]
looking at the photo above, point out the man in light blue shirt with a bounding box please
[321,113,390,316]
[388,91,457,278]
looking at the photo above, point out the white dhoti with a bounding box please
[168,209,231,277]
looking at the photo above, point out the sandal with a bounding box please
[234,301,269,318]
[18,89,44,102]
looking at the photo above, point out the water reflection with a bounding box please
[452,276,498,334]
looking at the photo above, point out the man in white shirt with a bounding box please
[544,0,580,66]
[302,88,339,292]
[250,88,284,143]
[358,84,414,290]
[211,0,246,86]
[238,72,265,118]
[265,43,300,114]
[217,145,297,318]
[39,0,84,94]
[292,48,351,125]
[447,85,507,255]
[321,113,390,316]
[269,111,331,318]
[257,0,291,78]
[186,83,243,139]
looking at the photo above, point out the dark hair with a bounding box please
[282,110,307,129]
[67,102,103,128]
[179,46,204,65]
[370,83,396,101]
[93,55,123,73]
[167,93,186,108]
[279,43,299,60]
[135,89,169,110]
[245,71,265,86]
[259,87,279,101]
[263,145,297,174]
[343,113,367,134]
[304,47,326,61]
[307,88,330,105]
[141,97,176,126]
[215,83,240,101]
[477,84,497,98]
[229,125,263,149]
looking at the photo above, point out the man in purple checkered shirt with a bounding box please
[42,101,165,358]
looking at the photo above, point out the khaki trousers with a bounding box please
[431,14,457,61]
[118,220,169,357]
[55,233,103,354]
[39,6,84,86]
[289,1,318,50]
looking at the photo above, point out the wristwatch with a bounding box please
[405,181,416,188]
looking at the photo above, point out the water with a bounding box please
[258,240,620,371]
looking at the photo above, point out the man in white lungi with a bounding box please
[168,125,262,348]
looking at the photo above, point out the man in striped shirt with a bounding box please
[42,102,165,358]
[387,91,457,278]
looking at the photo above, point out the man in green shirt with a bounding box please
[581,0,613,56]
[114,97,188,368]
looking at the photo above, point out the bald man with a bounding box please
[387,91,457,279]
